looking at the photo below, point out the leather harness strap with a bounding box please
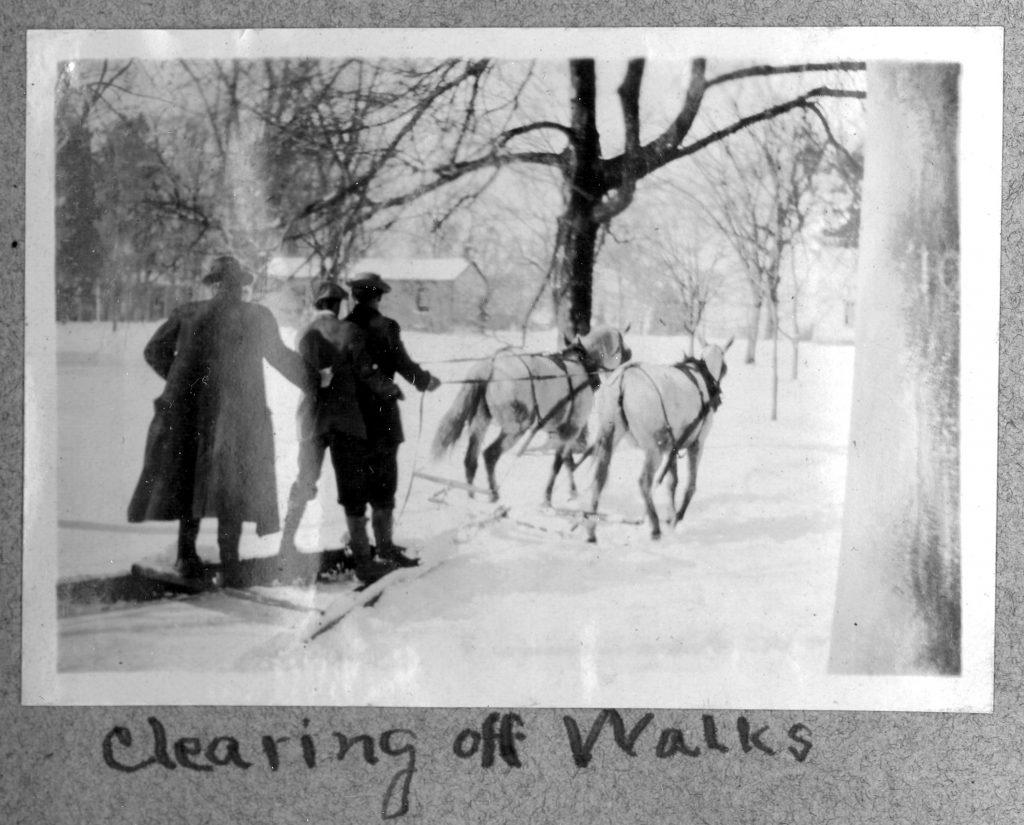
[651,357,723,485]
[618,357,723,484]
[529,346,599,433]
[511,352,542,422]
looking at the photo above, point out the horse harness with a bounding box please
[621,356,723,456]
[511,342,603,432]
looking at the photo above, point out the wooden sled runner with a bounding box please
[543,506,645,525]
[308,505,509,642]
[413,470,494,497]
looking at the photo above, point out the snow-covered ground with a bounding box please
[52,321,854,707]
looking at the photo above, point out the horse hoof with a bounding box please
[650,531,661,541]
[489,492,500,503]
[586,535,597,544]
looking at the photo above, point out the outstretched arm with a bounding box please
[264,311,317,392]
[386,321,439,392]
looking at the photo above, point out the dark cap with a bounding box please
[312,280,348,308]
[202,255,254,286]
[347,272,392,295]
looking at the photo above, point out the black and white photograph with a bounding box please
[23,27,1000,709]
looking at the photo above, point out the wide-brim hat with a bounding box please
[313,280,348,307]
[347,272,391,294]
[202,255,254,286]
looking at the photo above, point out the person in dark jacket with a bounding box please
[127,255,316,588]
[278,280,400,585]
[344,272,440,567]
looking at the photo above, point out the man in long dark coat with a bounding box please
[344,272,440,567]
[279,280,400,585]
[128,255,315,588]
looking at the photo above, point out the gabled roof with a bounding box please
[348,257,477,282]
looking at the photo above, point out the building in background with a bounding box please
[346,257,488,332]
[261,256,490,332]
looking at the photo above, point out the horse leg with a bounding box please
[666,453,680,526]
[464,433,481,497]
[563,449,579,501]
[584,429,616,543]
[639,449,661,539]
[675,440,704,524]
[482,432,510,502]
[463,416,488,498]
[544,447,565,507]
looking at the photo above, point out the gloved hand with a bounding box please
[426,375,441,392]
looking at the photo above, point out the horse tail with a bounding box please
[431,361,491,459]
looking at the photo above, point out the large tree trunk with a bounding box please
[552,60,604,342]
[829,62,960,674]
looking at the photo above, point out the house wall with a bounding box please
[451,269,488,328]
[382,281,448,331]
[384,270,488,331]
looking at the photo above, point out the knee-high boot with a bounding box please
[176,518,204,579]
[347,515,396,584]
[371,508,419,567]
[218,519,245,588]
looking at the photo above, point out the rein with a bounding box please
[396,390,427,522]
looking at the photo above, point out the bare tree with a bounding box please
[298,57,866,342]
[653,231,724,353]
[684,106,828,419]
[67,56,865,337]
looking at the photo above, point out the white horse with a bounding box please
[584,338,733,542]
[431,327,631,504]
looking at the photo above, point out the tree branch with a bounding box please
[638,58,708,175]
[298,59,492,219]
[498,120,577,146]
[706,61,866,88]
[665,87,865,165]
[594,58,645,224]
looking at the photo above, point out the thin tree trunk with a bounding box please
[791,277,800,380]
[770,298,779,421]
[744,296,762,364]
[829,62,960,674]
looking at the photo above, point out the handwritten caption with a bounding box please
[102,711,812,819]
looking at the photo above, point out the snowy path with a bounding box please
[54,324,852,706]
